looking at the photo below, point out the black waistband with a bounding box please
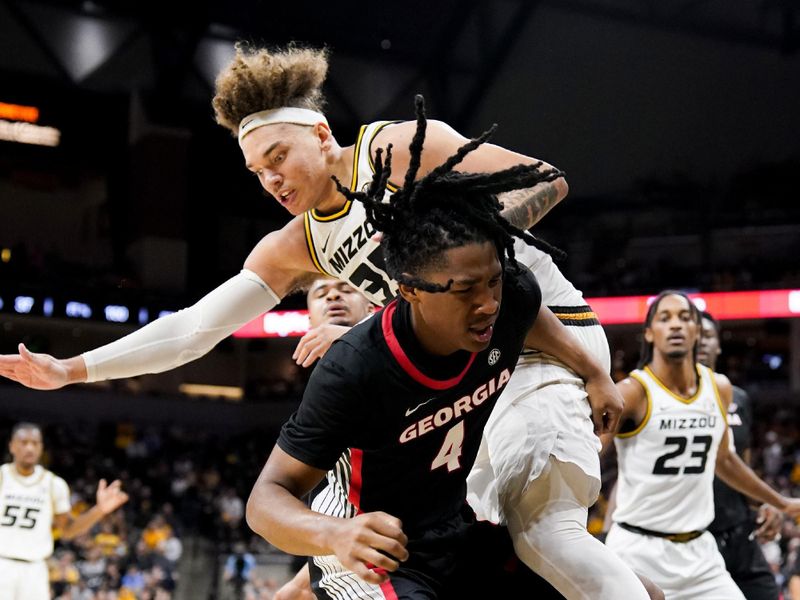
[618,522,705,543]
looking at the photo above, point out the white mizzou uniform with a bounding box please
[0,463,71,600]
[606,365,745,600]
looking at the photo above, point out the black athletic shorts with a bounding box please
[714,523,779,600]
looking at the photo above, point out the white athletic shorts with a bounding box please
[605,524,746,600]
[0,556,50,600]
[467,323,609,524]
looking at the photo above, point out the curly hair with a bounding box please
[212,43,329,136]
[333,95,565,293]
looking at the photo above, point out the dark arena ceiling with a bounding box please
[1,0,798,133]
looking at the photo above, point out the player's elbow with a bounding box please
[714,451,734,479]
[245,491,265,537]
[245,485,279,542]
[554,175,569,201]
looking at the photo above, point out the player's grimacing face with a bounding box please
[306,280,373,328]
[241,123,334,216]
[645,295,699,361]
[412,241,503,355]
[697,317,721,368]
[9,427,43,469]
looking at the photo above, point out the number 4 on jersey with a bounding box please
[431,421,464,472]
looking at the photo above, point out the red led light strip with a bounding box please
[233,289,800,338]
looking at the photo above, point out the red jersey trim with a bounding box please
[381,300,476,390]
[378,572,399,599]
[347,448,364,515]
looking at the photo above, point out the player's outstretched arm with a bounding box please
[0,224,313,389]
[714,374,800,517]
[58,479,129,540]
[375,118,569,231]
[524,306,623,435]
[0,267,280,388]
[0,344,87,390]
[246,446,408,585]
[715,432,800,516]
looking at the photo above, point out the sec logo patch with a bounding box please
[488,348,501,365]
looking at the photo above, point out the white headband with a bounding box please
[237,107,329,145]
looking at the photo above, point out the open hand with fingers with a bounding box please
[293,324,351,367]
[96,479,130,515]
[754,503,784,543]
[0,343,85,390]
[327,511,409,585]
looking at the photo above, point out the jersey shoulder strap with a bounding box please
[701,364,728,421]
[354,120,403,192]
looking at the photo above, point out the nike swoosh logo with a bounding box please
[321,233,332,254]
[405,398,435,417]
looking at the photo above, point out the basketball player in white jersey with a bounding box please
[277,278,374,600]
[605,291,800,599]
[0,45,647,598]
[292,279,375,369]
[0,422,129,600]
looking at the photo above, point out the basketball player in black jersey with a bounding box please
[246,112,624,599]
[700,312,782,600]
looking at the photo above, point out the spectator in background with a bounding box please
[93,520,126,558]
[161,531,183,572]
[224,542,256,599]
[121,564,146,595]
[141,515,173,553]
[76,546,107,593]
[49,550,81,597]
[219,487,245,544]
[763,431,784,478]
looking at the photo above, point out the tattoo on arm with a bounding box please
[499,184,562,230]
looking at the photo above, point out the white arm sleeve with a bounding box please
[82,269,281,382]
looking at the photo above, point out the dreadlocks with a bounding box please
[637,290,702,369]
[332,95,565,292]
